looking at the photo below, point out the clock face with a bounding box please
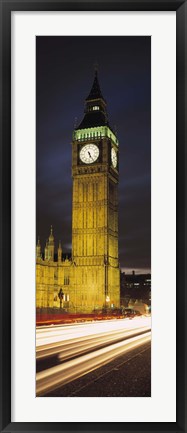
[111,148,117,168]
[79,144,99,164]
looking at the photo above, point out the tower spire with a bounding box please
[49,225,54,243]
[36,237,41,259]
[76,70,108,130]
[58,240,62,262]
[44,239,48,261]
[48,225,54,261]
[85,69,105,102]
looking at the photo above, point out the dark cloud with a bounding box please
[36,36,151,272]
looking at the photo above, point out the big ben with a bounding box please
[72,70,120,312]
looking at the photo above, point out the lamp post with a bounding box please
[58,288,64,309]
[104,255,109,310]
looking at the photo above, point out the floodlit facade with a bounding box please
[36,71,120,313]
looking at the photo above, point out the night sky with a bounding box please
[36,36,151,274]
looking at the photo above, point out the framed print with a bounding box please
[0,1,186,432]
[35,34,152,399]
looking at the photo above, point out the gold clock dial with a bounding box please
[80,144,99,164]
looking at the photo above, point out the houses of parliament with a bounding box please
[36,71,120,313]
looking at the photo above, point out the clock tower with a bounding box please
[72,70,120,312]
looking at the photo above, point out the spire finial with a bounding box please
[49,225,54,244]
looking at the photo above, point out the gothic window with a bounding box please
[64,276,70,285]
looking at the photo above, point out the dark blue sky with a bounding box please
[36,36,151,273]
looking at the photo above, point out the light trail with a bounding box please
[36,316,151,346]
[36,317,151,396]
[36,327,150,361]
[36,331,151,396]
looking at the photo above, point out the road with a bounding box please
[36,316,151,397]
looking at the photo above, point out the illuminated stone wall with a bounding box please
[36,257,75,311]
[71,133,120,312]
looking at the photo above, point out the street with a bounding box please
[45,341,151,397]
[36,317,151,397]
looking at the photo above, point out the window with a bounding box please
[93,106,99,111]
[64,276,70,285]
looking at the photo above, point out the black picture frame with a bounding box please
[0,1,186,432]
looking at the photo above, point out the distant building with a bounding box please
[120,271,151,311]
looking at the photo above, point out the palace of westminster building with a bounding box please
[36,71,120,313]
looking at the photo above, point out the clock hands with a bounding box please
[88,151,94,162]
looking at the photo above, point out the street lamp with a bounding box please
[58,288,64,309]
